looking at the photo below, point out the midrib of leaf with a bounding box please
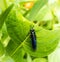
[11,35,30,57]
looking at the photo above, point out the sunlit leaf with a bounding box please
[5,7,60,58]
[0,0,6,10]
[35,5,49,21]
[2,56,14,62]
[33,58,48,62]
[23,26,60,57]
[48,47,60,62]
[27,54,32,62]
[1,24,8,43]
[27,0,48,21]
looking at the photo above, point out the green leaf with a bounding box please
[6,7,60,58]
[0,4,14,30]
[12,48,24,62]
[6,40,19,56]
[5,8,34,62]
[27,54,32,62]
[27,0,48,21]
[1,23,8,42]
[35,5,50,21]
[2,56,14,62]
[0,41,5,57]
[6,40,24,62]
[0,0,6,10]
[0,30,2,40]
[48,47,60,62]
[33,58,48,62]
[5,9,33,44]
[23,26,60,57]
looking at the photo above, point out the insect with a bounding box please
[30,28,37,50]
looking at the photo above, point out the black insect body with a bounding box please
[30,28,37,50]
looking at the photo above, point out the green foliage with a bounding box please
[0,41,5,57]
[27,0,48,21]
[5,6,60,61]
[0,4,14,30]
[0,0,6,10]
[2,56,14,62]
[48,46,60,62]
[23,26,60,57]
[33,58,48,62]
[6,40,24,62]
[0,0,60,62]
[5,9,33,44]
